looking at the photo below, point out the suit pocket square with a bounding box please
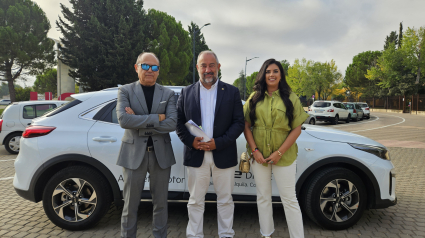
[159,101,167,104]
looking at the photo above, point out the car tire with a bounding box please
[303,167,367,230]
[359,115,363,121]
[42,166,112,230]
[4,132,22,154]
[331,115,338,125]
[345,114,350,123]
[353,115,358,122]
[309,118,316,125]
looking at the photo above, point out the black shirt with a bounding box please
[141,84,155,146]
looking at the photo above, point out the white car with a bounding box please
[309,101,351,124]
[0,99,11,105]
[355,102,371,119]
[14,87,396,231]
[0,100,65,154]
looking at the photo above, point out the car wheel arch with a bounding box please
[296,156,379,209]
[31,154,122,207]
[3,131,24,144]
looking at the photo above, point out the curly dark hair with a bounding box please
[249,59,294,127]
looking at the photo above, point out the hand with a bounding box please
[192,137,208,150]
[125,107,135,115]
[204,138,216,151]
[252,150,266,164]
[265,151,281,165]
[159,114,166,122]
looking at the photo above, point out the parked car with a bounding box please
[308,101,350,124]
[0,99,11,105]
[355,102,371,119]
[305,112,316,125]
[0,100,65,154]
[14,87,396,231]
[343,102,364,122]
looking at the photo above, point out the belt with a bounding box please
[146,146,154,152]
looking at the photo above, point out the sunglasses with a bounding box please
[137,63,160,72]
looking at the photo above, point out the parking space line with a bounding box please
[0,177,14,181]
[331,115,380,127]
[0,159,16,162]
[349,115,406,132]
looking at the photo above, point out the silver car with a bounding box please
[343,102,364,122]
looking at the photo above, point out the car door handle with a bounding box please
[92,137,117,142]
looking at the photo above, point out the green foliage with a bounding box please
[233,70,245,99]
[400,26,425,87]
[344,51,382,97]
[287,59,342,100]
[34,68,57,96]
[145,9,192,86]
[384,31,398,50]
[280,60,290,75]
[15,87,32,101]
[398,22,403,49]
[57,0,147,91]
[184,22,210,85]
[0,0,55,102]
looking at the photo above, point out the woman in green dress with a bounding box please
[243,59,309,238]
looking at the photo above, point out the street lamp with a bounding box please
[244,57,258,99]
[192,23,211,84]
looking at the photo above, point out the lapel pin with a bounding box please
[222,88,224,90]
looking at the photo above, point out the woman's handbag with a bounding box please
[239,151,251,173]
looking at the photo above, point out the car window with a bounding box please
[333,103,340,108]
[359,103,368,108]
[23,104,57,119]
[344,104,354,109]
[44,98,82,117]
[111,106,118,124]
[313,102,331,107]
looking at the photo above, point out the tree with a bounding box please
[280,60,290,76]
[184,22,210,85]
[0,0,55,102]
[233,70,245,99]
[57,0,147,91]
[398,22,403,49]
[384,31,398,50]
[287,58,315,97]
[344,51,382,96]
[34,68,57,96]
[15,86,32,101]
[400,26,425,91]
[145,9,192,86]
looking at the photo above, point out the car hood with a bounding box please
[302,125,385,148]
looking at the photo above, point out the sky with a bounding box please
[25,0,425,88]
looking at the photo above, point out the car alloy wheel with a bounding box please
[319,179,360,222]
[51,178,97,222]
[4,132,22,154]
[43,166,112,230]
[309,118,315,125]
[303,167,366,230]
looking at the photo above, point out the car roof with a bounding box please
[12,100,64,105]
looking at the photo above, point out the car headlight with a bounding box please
[349,143,390,160]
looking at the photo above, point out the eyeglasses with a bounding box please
[137,64,160,72]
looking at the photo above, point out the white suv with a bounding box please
[14,87,396,231]
[0,101,65,154]
[309,101,350,124]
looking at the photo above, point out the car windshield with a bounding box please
[344,104,354,109]
[359,104,368,108]
[313,102,331,107]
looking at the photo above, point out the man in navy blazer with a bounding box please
[176,51,244,238]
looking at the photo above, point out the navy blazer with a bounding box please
[176,80,244,169]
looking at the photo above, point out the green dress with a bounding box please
[243,90,309,167]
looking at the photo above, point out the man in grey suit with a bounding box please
[116,52,177,238]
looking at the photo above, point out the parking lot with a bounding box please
[0,112,424,237]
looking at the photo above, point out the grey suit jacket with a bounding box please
[116,81,177,170]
